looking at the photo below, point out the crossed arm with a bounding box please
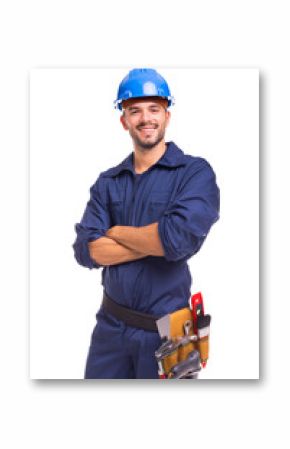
[88,223,165,266]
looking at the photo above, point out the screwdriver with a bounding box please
[197,314,211,368]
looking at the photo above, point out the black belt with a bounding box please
[102,291,159,332]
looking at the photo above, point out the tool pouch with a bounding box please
[155,292,212,378]
[156,307,196,376]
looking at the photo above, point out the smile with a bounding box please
[138,126,157,131]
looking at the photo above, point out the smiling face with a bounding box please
[120,97,171,150]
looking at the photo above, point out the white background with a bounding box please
[30,68,259,380]
[1,1,288,448]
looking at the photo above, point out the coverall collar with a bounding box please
[102,141,187,178]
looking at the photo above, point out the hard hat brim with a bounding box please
[121,96,169,110]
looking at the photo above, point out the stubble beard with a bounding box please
[129,125,166,151]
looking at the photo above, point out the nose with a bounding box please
[139,109,153,123]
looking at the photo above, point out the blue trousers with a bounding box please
[84,308,162,379]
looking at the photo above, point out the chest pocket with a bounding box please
[147,190,171,222]
[110,200,124,225]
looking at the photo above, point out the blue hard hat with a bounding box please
[114,68,175,110]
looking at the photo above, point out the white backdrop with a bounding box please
[30,68,259,379]
[3,1,290,448]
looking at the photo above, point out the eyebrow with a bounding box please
[127,104,161,111]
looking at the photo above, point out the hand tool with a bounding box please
[155,338,180,378]
[190,292,204,335]
[178,319,197,362]
[197,314,211,368]
[156,314,171,340]
[168,350,201,379]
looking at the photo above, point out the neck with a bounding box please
[133,140,167,174]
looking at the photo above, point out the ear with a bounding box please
[165,110,171,128]
[120,113,129,130]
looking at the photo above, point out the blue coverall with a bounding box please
[73,141,220,379]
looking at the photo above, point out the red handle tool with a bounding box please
[190,292,204,335]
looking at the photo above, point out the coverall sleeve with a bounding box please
[158,159,220,262]
[73,177,111,269]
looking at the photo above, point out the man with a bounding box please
[73,68,220,379]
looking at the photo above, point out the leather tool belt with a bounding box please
[102,291,158,332]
